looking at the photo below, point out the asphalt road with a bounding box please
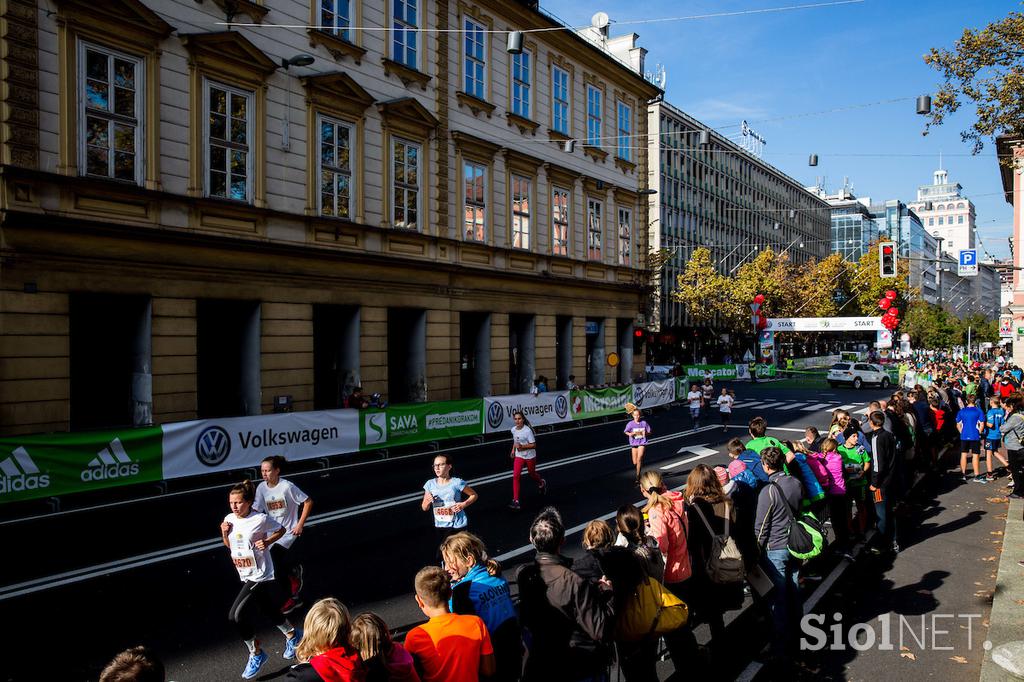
[0,382,886,682]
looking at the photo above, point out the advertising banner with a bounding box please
[569,386,633,420]
[162,410,360,480]
[483,392,570,433]
[758,330,774,348]
[632,380,676,409]
[0,426,163,503]
[680,365,739,381]
[765,317,884,332]
[735,364,750,380]
[1000,315,1013,339]
[360,399,483,449]
[756,364,777,378]
[876,329,893,349]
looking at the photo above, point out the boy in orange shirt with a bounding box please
[405,566,497,682]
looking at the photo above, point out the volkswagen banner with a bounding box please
[162,410,360,480]
[483,392,570,433]
[631,381,676,409]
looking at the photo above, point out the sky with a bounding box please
[541,0,1016,259]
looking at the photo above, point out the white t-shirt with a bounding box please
[687,390,702,409]
[716,395,734,413]
[254,478,310,549]
[702,384,714,400]
[511,425,537,460]
[223,511,283,583]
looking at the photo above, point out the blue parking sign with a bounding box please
[958,249,977,277]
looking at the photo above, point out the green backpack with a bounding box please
[770,482,825,560]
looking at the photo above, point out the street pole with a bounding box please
[967,325,972,360]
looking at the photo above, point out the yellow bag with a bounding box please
[618,576,689,641]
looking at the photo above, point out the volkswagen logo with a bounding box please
[554,395,568,419]
[196,426,231,467]
[486,402,504,429]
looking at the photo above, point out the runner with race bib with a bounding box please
[254,456,313,615]
[421,454,478,559]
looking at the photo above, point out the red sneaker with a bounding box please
[281,597,303,615]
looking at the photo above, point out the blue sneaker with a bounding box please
[283,629,302,660]
[242,650,267,679]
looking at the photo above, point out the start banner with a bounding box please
[162,410,360,480]
[483,392,570,433]
[569,386,633,420]
[360,399,483,449]
[0,426,163,503]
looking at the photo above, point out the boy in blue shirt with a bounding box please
[984,396,1009,481]
[956,395,986,483]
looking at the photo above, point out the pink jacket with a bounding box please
[808,451,846,496]
[647,490,692,583]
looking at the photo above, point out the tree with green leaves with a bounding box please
[923,10,1024,160]
[671,247,729,328]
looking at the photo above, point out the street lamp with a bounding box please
[279,54,316,150]
[917,95,932,115]
[507,31,524,54]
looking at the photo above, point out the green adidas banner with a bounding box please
[359,399,484,449]
[569,386,633,420]
[0,427,163,503]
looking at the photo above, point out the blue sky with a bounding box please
[542,0,1016,258]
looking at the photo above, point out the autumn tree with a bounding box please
[671,247,728,327]
[923,10,1024,160]
[792,253,854,318]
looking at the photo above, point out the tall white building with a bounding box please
[907,167,976,257]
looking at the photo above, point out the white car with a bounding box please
[827,362,891,389]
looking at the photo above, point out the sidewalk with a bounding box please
[982,497,1024,681]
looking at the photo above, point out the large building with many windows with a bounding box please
[907,166,976,257]
[0,0,660,435]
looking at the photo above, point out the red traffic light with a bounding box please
[634,329,644,338]
[882,245,893,255]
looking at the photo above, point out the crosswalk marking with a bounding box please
[836,404,860,411]
[758,402,787,410]
[778,402,811,410]
[735,401,762,409]
[662,446,719,470]
[801,402,834,411]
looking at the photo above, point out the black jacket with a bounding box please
[868,428,899,491]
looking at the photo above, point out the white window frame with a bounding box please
[616,101,632,161]
[586,85,602,146]
[587,197,603,260]
[392,137,421,230]
[203,78,253,202]
[462,160,486,241]
[392,0,420,69]
[511,174,531,249]
[511,50,531,119]
[618,207,632,266]
[320,0,353,41]
[463,17,486,99]
[317,113,354,219]
[551,66,569,135]
[77,40,144,185]
[552,186,570,256]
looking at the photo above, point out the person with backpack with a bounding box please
[754,447,804,658]
[684,465,744,662]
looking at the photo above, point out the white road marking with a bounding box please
[757,402,787,410]
[801,402,834,411]
[662,446,719,470]
[836,403,860,411]
[778,402,810,410]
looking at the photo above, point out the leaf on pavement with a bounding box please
[987,497,1008,503]
[991,531,1004,535]
[901,652,917,661]
[950,656,968,664]
[974,582,984,586]
[982,556,997,561]
[1015,599,1024,606]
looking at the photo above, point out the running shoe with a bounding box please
[283,629,303,660]
[538,479,547,495]
[242,650,267,679]
[291,564,304,597]
[963,474,970,483]
[973,475,989,484]
[281,597,304,615]
[507,500,521,510]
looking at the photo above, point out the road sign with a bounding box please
[749,302,761,313]
[958,249,978,277]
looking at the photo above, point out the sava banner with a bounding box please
[483,392,571,433]
[162,410,360,480]
[360,399,484,449]
[0,426,163,504]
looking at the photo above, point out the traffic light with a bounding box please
[634,328,644,339]
[879,241,897,279]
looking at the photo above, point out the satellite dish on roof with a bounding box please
[591,11,610,29]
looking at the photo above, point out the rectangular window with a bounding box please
[616,101,632,161]
[512,51,531,118]
[318,115,353,219]
[958,215,964,224]
[512,175,531,249]
[552,187,569,256]
[393,0,418,68]
[463,160,486,241]
[79,42,143,184]
[392,138,420,229]
[587,198,603,260]
[205,80,252,202]
[552,66,569,135]
[618,207,632,266]
[586,85,602,146]
[937,216,943,225]
[929,217,934,226]
[463,18,485,98]
[321,0,352,41]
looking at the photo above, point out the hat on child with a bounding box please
[727,459,747,480]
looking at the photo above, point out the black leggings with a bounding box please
[1008,449,1024,497]
[270,543,296,580]
[228,580,287,641]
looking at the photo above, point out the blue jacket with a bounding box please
[789,453,825,507]
[450,564,516,634]
[736,449,768,485]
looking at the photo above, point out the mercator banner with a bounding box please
[162,410,360,479]
[681,365,739,381]
[0,427,163,503]
[360,399,484,449]
[569,386,633,420]
[631,380,676,409]
[483,392,570,433]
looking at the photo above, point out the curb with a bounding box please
[981,497,1024,681]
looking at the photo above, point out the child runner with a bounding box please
[716,388,734,433]
[623,403,651,485]
[421,454,477,549]
[254,456,313,614]
[686,383,703,428]
[701,378,715,405]
[508,411,546,510]
[221,479,302,679]
[956,395,986,482]
[985,396,1009,481]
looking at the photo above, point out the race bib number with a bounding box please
[232,548,257,578]
[265,498,287,521]
[433,506,454,524]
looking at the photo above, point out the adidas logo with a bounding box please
[81,438,140,482]
[0,447,50,495]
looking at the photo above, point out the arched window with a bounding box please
[936,204,945,211]
[957,202,964,209]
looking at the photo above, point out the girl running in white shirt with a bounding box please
[221,479,302,679]
[508,411,546,510]
[716,388,734,433]
[254,456,313,614]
